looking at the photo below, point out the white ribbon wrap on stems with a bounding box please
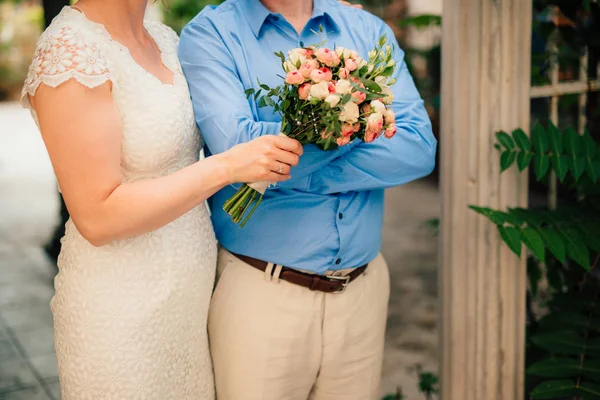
[247,133,288,195]
[248,180,270,195]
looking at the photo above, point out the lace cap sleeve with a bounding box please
[21,25,111,109]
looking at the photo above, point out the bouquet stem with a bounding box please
[223,184,264,228]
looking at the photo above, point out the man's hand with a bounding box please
[339,1,363,8]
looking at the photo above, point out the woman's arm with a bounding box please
[32,80,301,247]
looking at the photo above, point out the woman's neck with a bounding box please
[260,0,313,33]
[72,0,148,40]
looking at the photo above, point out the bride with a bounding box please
[21,0,304,398]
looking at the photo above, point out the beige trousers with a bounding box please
[208,249,390,400]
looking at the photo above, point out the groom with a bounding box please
[179,0,436,398]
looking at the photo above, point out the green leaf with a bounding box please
[532,122,549,153]
[469,206,510,225]
[538,312,600,332]
[530,379,577,399]
[534,154,551,181]
[527,358,581,378]
[586,159,600,183]
[500,150,516,172]
[564,127,581,156]
[498,226,522,257]
[497,131,515,150]
[517,151,533,171]
[521,227,545,262]
[562,228,591,270]
[539,228,566,264]
[513,128,531,151]
[569,157,586,181]
[547,122,563,153]
[531,331,586,355]
[583,130,597,159]
[551,155,569,182]
[578,382,600,398]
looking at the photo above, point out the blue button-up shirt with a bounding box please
[178,0,437,274]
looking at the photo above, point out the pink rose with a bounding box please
[336,136,351,146]
[338,67,350,79]
[298,48,315,59]
[366,112,384,133]
[345,59,358,71]
[327,81,336,93]
[350,50,359,59]
[310,67,332,83]
[285,71,304,85]
[341,123,361,137]
[384,109,395,126]
[352,90,367,104]
[316,48,340,67]
[384,125,397,138]
[364,129,378,143]
[362,104,371,114]
[298,83,311,100]
[299,60,319,79]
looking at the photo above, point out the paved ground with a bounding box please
[0,102,440,399]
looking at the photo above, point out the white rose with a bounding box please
[283,61,298,72]
[309,81,329,100]
[355,57,367,69]
[335,79,352,95]
[325,94,340,108]
[339,101,359,123]
[381,86,394,104]
[335,46,352,59]
[370,99,386,114]
[368,50,377,59]
[375,76,387,86]
[288,48,306,66]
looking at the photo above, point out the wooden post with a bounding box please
[439,1,531,399]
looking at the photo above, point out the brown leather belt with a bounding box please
[231,253,368,294]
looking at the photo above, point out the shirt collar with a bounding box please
[242,0,341,38]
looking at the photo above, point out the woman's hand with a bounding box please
[221,135,303,184]
[339,1,363,9]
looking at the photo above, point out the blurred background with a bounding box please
[0,1,442,399]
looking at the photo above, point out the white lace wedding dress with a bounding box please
[21,7,217,400]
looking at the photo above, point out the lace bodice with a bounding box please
[21,8,217,399]
[22,6,202,184]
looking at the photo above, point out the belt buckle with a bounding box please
[328,274,351,294]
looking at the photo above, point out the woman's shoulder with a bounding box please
[21,7,112,109]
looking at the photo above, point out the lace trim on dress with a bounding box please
[21,25,111,109]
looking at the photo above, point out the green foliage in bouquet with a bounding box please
[471,123,600,400]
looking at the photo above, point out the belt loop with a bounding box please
[264,262,275,282]
[272,264,283,283]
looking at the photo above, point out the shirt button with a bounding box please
[335,258,341,265]
[272,16,279,21]
[338,213,343,219]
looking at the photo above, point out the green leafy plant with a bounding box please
[471,123,600,400]
[381,366,439,400]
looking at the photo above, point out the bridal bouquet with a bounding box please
[224,34,398,227]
